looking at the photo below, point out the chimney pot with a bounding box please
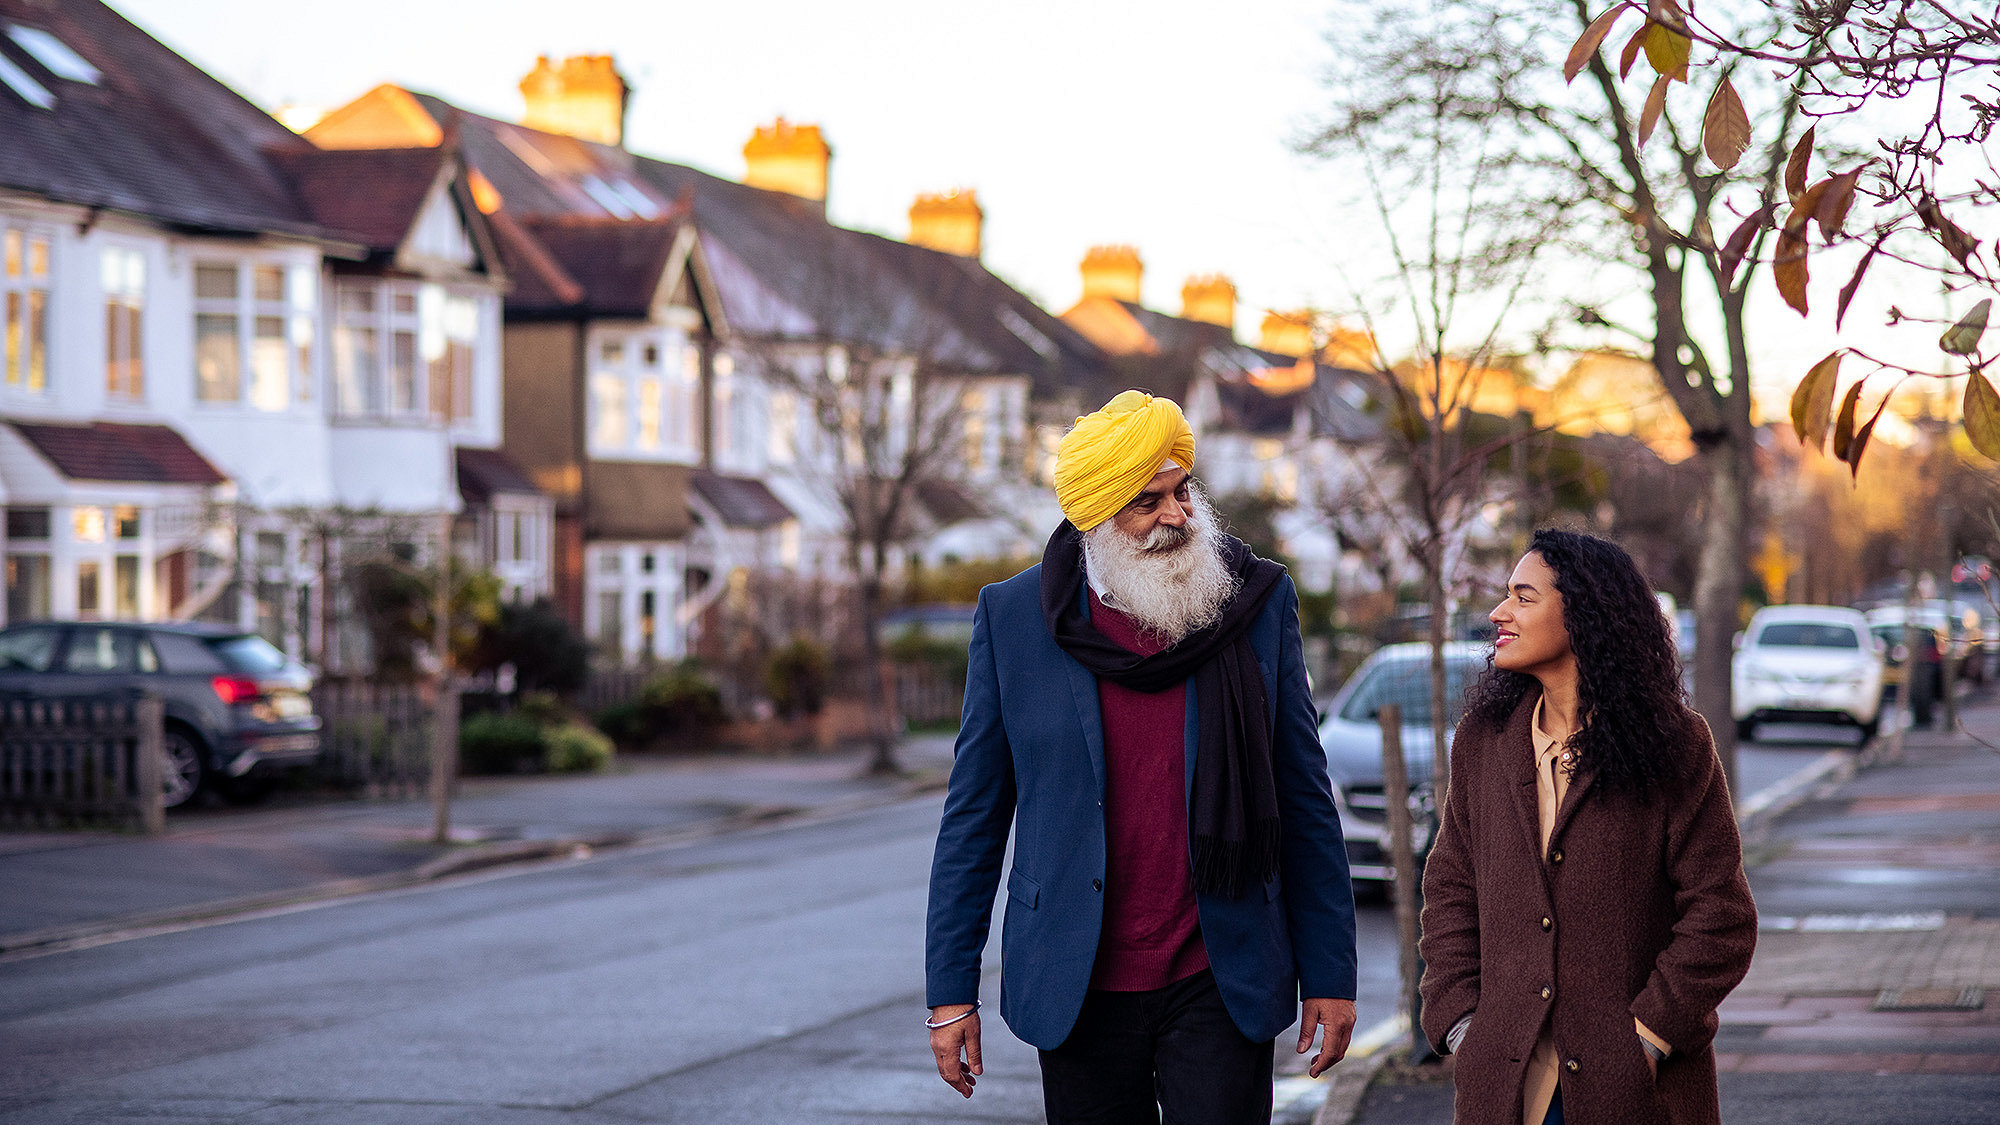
[743,118,833,205]
[519,53,629,147]
[1079,245,1144,304]
[908,189,983,257]
[1180,274,1236,333]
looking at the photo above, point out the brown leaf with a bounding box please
[1643,21,1692,81]
[1619,24,1648,79]
[1815,169,1862,240]
[1566,4,1632,83]
[1836,240,1879,330]
[1965,372,2000,460]
[1846,398,1887,478]
[1940,297,1993,356]
[1791,352,1841,450]
[1917,197,1982,268]
[1719,204,1773,285]
[1639,74,1671,146]
[1831,380,1863,461]
[1775,208,1812,315]
[1702,78,1752,170]
[1785,127,1815,205]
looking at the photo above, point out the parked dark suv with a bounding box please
[0,622,320,808]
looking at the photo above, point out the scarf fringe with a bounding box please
[1191,818,1283,899]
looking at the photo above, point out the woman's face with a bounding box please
[1491,551,1574,678]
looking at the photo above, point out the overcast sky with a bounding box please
[116,0,1360,327]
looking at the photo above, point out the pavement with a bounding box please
[1316,693,2000,1125]
[0,734,958,960]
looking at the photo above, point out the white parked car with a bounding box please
[1732,605,1885,742]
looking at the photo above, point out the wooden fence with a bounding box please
[310,682,434,800]
[0,693,164,832]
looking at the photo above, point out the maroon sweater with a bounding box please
[1087,591,1210,991]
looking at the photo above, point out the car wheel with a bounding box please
[1735,719,1757,744]
[1858,717,1880,743]
[161,726,206,809]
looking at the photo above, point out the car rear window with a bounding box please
[1757,622,1860,648]
[0,627,61,672]
[1337,657,1479,725]
[207,635,290,674]
[148,631,227,674]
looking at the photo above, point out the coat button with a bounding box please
[1092,879,1103,892]
[1550,849,1564,864]
[1541,916,1553,931]
[1540,986,1551,1000]
[1566,1058,1580,1072]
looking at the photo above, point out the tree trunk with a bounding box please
[1691,437,1749,798]
[857,561,900,776]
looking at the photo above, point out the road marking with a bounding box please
[1759,911,1946,932]
[1736,749,1852,821]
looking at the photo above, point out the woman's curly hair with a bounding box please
[1462,528,1694,799]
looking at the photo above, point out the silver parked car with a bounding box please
[1317,641,1486,891]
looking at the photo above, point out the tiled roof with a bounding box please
[485,208,585,310]
[455,446,543,504]
[691,470,793,529]
[0,0,321,238]
[515,214,686,318]
[9,421,226,485]
[267,145,447,252]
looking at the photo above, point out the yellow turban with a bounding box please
[1053,391,1196,531]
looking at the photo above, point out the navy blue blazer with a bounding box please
[925,563,1358,1049]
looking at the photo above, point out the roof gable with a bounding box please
[9,421,226,485]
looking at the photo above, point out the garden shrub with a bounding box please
[764,636,830,718]
[543,721,614,773]
[458,712,545,774]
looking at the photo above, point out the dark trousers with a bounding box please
[1038,969,1274,1125]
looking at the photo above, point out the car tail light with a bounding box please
[211,675,263,705]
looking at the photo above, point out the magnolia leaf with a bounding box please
[1816,169,1862,240]
[1918,197,1982,269]
[1836,240,1880,330]
[1791,352,1841,450]
[1785,127,1814,205]
[1719,204,1773,286]
[1566,5,1631,83]
[1775,208,1812,315]
[1643,21,1692,81]
[1846,398,1887,478]
[1965,372,2000,460]
[1831,380,1864,461]
[1940,298,1993,356]
[1639,74,1671,146]
[1619,24,1648,78]
[1702,78,1751,170]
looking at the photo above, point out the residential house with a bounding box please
[0,0,545,669]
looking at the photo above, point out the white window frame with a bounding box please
[2,222,52,395]
[102,244,146,402]
[586,325,699,462]
[332,278,478,423]
[193,257,315,410]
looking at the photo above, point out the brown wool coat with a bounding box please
[1418,687,1757,1125]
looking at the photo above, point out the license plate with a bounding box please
[270,694,310,718]
[255,734,319,755]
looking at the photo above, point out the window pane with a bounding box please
[0,622,57,669]
[114,555,140,618]
[251,315,288,410]
[334,325,377,414]
[195,263,237,300]
[126,303,144,398]
[2,230,16,277]
[293,314,314,402]
[4,555,51,621]
[73,506,105,543]
[195,312,240,401]
[596,591,623,648]
[77,560,102,619]
[27,237,46,278]
[26,288,43,391]
[253,264,284,303]
[114,506,140,539]
[5,291,18,385]
[392,289,417,315]
[637,377,661,449]
[338,286,374,315]
[5,506,50,538]
[591,373,627,449]
[392,330,418,412]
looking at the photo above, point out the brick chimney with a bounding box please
[908,190,982,257]
[743,118,831,204]
[1260,310,1316,357]
[1180,274,1235,332]
[1079,245,1143,304]
[519,55,629,147]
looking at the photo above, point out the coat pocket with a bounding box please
[1007,867,1041,909]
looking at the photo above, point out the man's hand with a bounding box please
[928,1005,982,1098]
[1297,997,1357,1078]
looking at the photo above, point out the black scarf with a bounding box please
[1039,522,1287,899]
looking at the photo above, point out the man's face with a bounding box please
[1108,467,1194,550]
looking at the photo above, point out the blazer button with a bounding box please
[1550,849,1564,864]
[1566,1058,1580,1072]
[1541,916,1553,931]
[1092,879,1103,892]
[1540,986,1551,1000]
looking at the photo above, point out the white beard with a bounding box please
[1081,487,1240,645]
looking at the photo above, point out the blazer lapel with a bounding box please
[1063,585,1107,803]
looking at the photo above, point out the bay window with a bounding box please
[194,259,314,408]
[333,279,479,422]
[102,246,144,400]
[3,225,49,393]
[587,325,699,459]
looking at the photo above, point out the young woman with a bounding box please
[1418,529,1757,1125]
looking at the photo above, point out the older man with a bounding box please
[926,391,1357,1124]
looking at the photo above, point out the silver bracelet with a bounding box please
[924,1003,980,1029]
